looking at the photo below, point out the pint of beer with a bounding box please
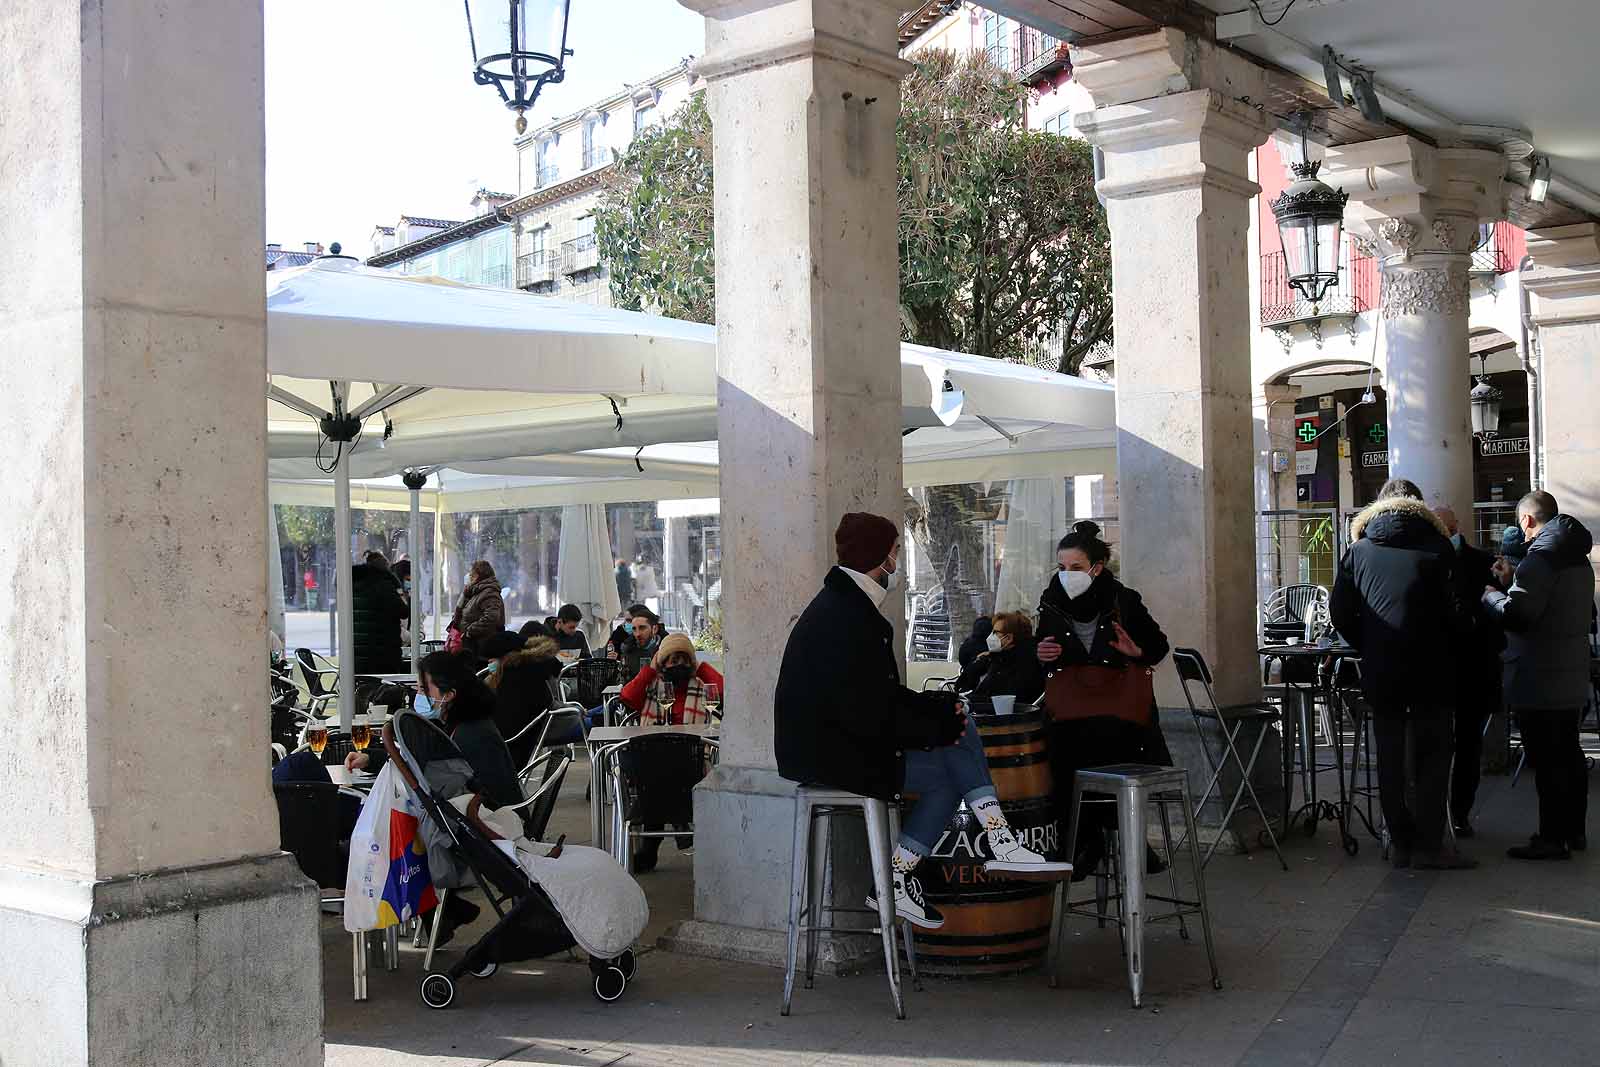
[306,724,329,755]
[351,722,371,751]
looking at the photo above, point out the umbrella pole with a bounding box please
[334,420,355,735]
[403,469,427,673]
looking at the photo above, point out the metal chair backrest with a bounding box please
[273,782,346,890]
[1171,647,1221,718]
[296,647,338,699]
[1263,585,1330,639]
[519,749,572,842]
[612,734,714,824]
[561,658,621,709]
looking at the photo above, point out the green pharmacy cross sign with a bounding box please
[1296,418,1318,443]
[1367,422,1387,444]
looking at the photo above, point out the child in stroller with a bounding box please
[386,708,649,1007]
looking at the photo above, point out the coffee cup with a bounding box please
[991,694,1016,716]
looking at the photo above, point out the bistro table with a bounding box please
[1259,641,1361,854]
[327,764,378,791]
[585,723,720,856]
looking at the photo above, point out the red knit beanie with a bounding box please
[835,512,899,573]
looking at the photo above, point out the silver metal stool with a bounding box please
[1049,763,1221,1009]
[781,786,920,1020]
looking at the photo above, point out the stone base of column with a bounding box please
[659,764,885,972]
[0,852,322,1066]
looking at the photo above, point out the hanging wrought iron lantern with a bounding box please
[1270,121,1350,305]
[1470,357,1503,438]
[464,0,574,135]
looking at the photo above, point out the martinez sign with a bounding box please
[1480,436,1530,457]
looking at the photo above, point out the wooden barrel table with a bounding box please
[913,706,1060,976]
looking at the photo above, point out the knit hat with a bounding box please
[655,632,697,664]
[835,512,899,573]
[1500,525,1528,561]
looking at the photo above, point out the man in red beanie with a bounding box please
[775,513,1066,929]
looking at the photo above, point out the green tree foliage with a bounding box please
[595,50,1111,374]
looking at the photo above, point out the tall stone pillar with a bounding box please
[0,4,320,1064]
[1071,30,1272,706]
[666,0,907,963]
[1524,223,1600,576]
[1321,138,1503,515]
[1254,383,1303,602]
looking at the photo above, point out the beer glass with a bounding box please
[306,723,329,755]
[351,716,372,752]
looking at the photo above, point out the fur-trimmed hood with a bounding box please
[505,635,561,667]
[1349,495,1449,542]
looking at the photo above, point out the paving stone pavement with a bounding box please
[325,750,1600,1066]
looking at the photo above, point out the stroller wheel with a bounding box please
[420,973,456,1010]
[593,965,627,1003]
[470,960,498,979]
[617,948,637,982]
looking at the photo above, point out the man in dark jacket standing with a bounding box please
[1433,506,1505,837]
[1483,491,1595,860]
[351,551,408,674]
[775,513,1064,929]
[1331,479,1475,870]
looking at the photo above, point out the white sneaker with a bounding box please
[865,873,945,930]
[983,825,1074,875]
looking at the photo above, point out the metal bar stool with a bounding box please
[781,786,920,1020]
[1049,763,1221,1009]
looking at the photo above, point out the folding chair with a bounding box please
[1171,647,1288,870]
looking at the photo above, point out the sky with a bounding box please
[265,0,704,250]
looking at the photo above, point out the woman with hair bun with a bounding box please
[1035,520,1173,876]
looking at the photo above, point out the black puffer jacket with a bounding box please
[489,636,565,769]
[1450,538,1506,688]
[775,568,965,802]
[1331,496,1460,710]
[1483,514,1596,709]
[350,563,407,673]
[1035,571,1170,670]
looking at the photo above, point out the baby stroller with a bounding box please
[388,709,646,1008]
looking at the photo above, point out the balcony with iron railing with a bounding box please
[535,164,560,189]
[1470,220,1518,276]
[561,233,599,276]
[516,250,555,289]
[582,145,615,171]
[1010,26,1067,83]
[1261,243,1377,350]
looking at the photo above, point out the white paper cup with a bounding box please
[991,695,1017,716]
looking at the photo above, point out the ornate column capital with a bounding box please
[1321,135,1504,262]
[681,0,910,83]
[1380,261,1470,319]
[1074,89,1271,202]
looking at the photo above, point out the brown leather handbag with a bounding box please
[1039,596,1155,726]
[1043,664,1155,727]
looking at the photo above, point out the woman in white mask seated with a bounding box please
[1034,520,1173,878]
[953,610,1045,707]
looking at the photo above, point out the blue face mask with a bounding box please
[414,691,439,719]
[1450,533,1464,550]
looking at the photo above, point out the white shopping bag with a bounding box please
[343,762,437,931]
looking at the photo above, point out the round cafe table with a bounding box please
[1259,641,1361,855]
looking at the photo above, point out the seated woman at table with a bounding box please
[617,633,723,726]
[479,629,572,770]
[954,610,1045,707]
[1035,521,1172,877]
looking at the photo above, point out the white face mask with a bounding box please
[876,557,900,591]
[985,633,1003,653]
[1058,569,1094,599]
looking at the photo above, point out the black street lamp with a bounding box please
[1270,121,1350,305]
[1470,356,1502,438]
[464,0,574,134]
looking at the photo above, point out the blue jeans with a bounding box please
[900,717,997,855]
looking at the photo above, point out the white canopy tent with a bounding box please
[266,257,1116,726]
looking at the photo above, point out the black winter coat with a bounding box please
[1035,571,1170,671]
[350,563,407,673]
[954,641,1046,704]
[775,567,966,801]
[490,636,564,769]
[1450,538,1506,687]
[1330,496,1460,711]
[1483,514,1596,709]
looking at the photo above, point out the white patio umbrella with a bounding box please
[993,476,1070,615]
[265,255,1116,726]
[556,503,623,645]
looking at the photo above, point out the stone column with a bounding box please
[0,5,320,1065]
[1321,138,1503,516]
[1254,383,1302,600]
[1071,30,1272,706]
[665,0,907,964]
[1523,223,1600,571]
